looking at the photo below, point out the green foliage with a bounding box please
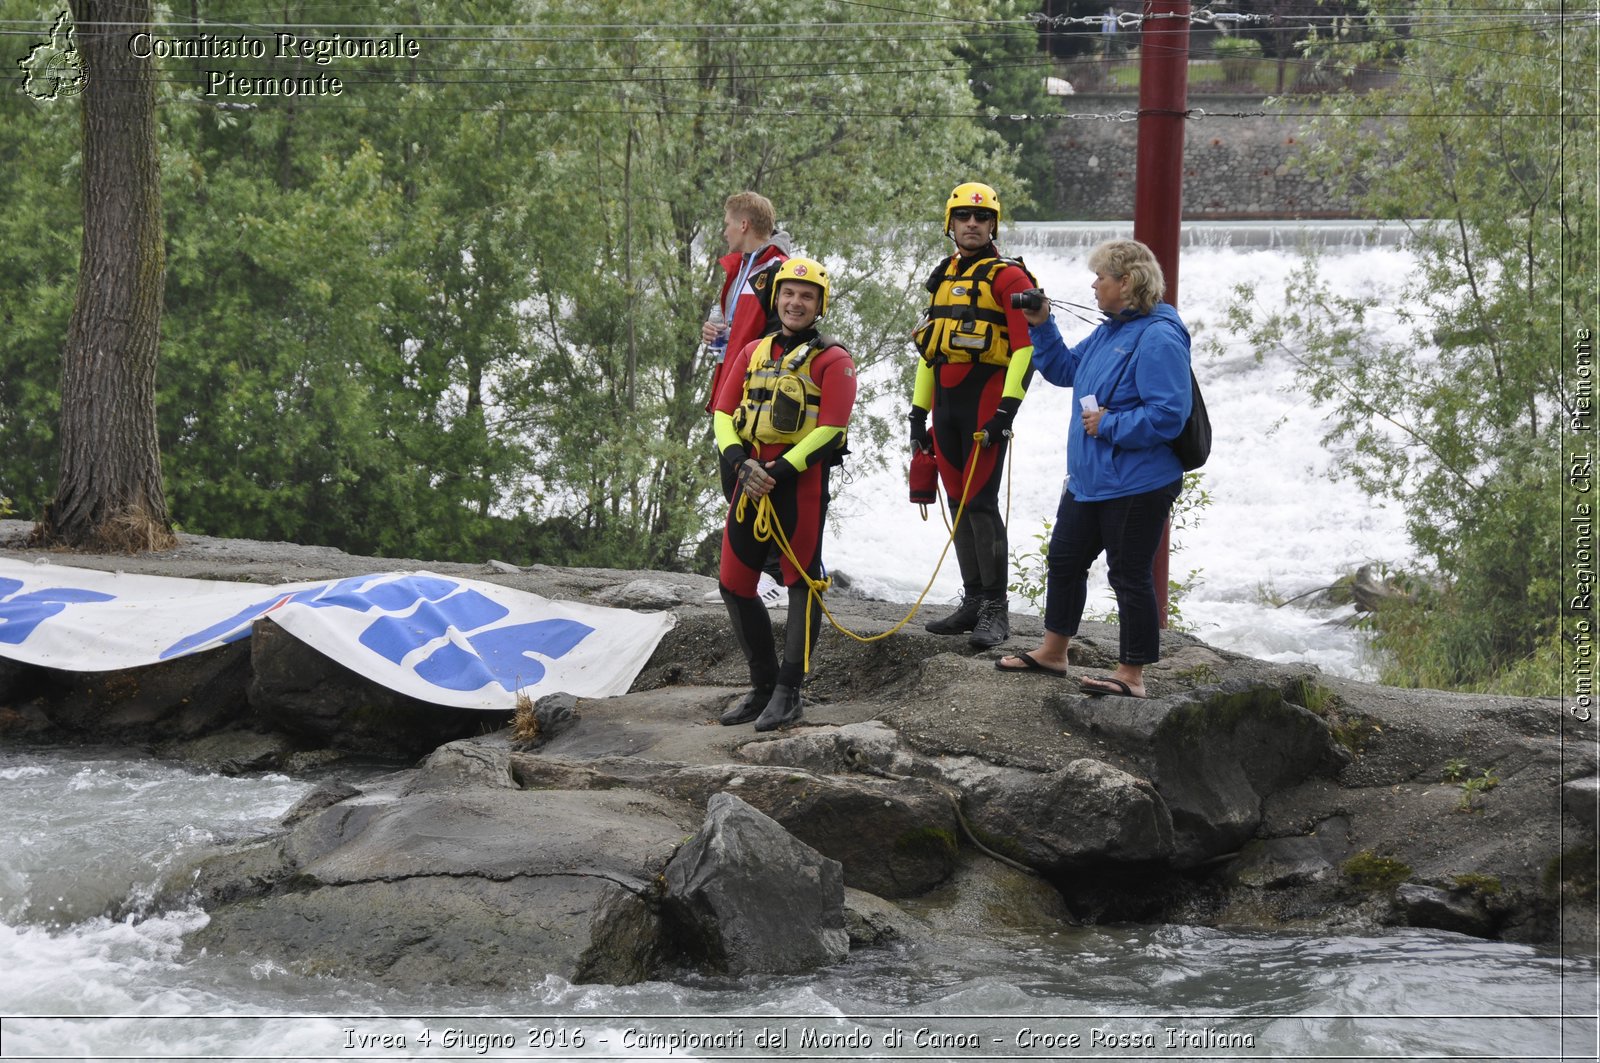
[1285,675,1374,752]
[1211,37,1263,61]
[1218,3,1595,694]
[1286,675,1338,715]
[0,0,1024,567]
[1211,35,1264,84]
[1441,757,1469,783]
[1456,769,1500,814]
[0,1,79,519]
[953,0,1053,217]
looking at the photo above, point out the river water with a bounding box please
[829,221,1424,681]
[2,229,1596,1059]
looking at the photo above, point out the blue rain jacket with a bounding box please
[1027,303,1192,502]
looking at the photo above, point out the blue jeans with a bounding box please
[1044,478,1183,665]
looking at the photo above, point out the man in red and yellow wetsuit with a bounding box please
[909,181,1036,648]
[713,257,856,731]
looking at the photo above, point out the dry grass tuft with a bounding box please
[511,687,540,743]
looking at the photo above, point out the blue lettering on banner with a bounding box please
[414,618,593,691]
[156,573,595,694]
[359,588,509,663]
[159,574,463,659]
[0,577,117,645]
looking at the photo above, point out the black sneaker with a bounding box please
[754,684,804,732]
[968,597,1010,648]
[924,596,982,635]
[720,687,773,726]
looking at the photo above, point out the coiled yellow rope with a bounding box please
[736,433,988,673]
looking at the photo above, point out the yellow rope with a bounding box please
[745,433,987,673]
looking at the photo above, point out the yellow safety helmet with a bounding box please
[772,256,830,318]
[944,181,1002,232]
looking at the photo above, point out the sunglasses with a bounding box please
[951,209,995,224]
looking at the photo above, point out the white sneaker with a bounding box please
[757,572,785,609]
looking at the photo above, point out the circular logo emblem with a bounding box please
[791,264,808,277]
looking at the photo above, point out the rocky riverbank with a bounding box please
[1,521,1594,987]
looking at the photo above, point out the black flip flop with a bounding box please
[1079,675,1147,698]
[994,652,1067,678]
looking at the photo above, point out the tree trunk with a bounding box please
[39,0,174,551]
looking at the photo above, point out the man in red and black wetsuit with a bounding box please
[712,257,855,731]
[909,181,1036,649]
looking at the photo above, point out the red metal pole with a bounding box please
[1132,0,1190,627]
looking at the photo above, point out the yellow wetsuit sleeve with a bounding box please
[1003,343,1034,402]
[777,425,846,474]
[912,359,934,411]
[713,410,743,454]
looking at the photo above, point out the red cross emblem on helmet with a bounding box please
[791,263,808,276]
[968,192,986,205]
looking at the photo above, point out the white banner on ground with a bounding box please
[0,560,675,710]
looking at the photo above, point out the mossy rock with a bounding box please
[1341,850,1412,891]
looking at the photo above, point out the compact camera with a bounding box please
[1010,288,1046,311]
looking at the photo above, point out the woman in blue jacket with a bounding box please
[996,239,1191,698]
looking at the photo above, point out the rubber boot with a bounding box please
[968,595,1010,648]
[720,687,773,726]
[925,594,982,634]
[720,587,778,726]
[781,583,822,675]
[754,683,803,732]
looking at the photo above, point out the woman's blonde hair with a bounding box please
[1087,239,1166,315]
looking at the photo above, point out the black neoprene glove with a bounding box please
[908,408,932,453]
[980,396,1022,447]
[721,443,749,469]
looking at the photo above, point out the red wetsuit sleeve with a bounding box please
[813,346,857,426]
[990,264,1038,356]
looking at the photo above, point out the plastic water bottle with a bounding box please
[706,305,728,363]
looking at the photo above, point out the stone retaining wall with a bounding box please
[1041,95,1371,220]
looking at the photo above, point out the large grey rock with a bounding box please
[1224,835,1337,889]
[590,579,687,610]
[1066,678,1350,863]
[409,738,516,791]
[1563,776,1598,833]
[739,720,933,780]
[510,744,959,899]
[1395,883,1494,937]
[188,786,697,986]
[661,792,848,975]
[898,852,1075,936]
[161,729,295,774]
[25,642,251,740]
[962,759,1175,871]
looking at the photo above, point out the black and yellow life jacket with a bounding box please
[732,334,835,447]
[912,254,1035,368]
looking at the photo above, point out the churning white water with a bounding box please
[0,748,1590,1059]
[2,232,1593,1060]
[828,222,1419,680]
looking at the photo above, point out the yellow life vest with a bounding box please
[913,255,1028,368]
[733,335,827,446]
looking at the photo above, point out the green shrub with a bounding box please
[1212,35,1263,82]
